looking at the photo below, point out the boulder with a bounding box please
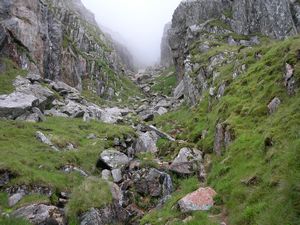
[80,203,130,225]
[134,131,158,154]
[14,76,55,110]
[268,97,281,114]
[169,148,203,175]
[178,187,217,212]
[101,170,112,181]
[0,92,39,119]
[111,169,123,183]
[99,149,130,169]
[11,204,65,225]
[16,107,45,122]
[134,168,173,199]
[8,192,24,207]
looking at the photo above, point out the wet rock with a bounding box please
[268,97,281,114]
[134,131,158,154]
[0,92,39,119]
[178,187,217,212]
[11,204,65,225]
[98,149,130,169]
[169,148,203,175]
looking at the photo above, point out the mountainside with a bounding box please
[0,0,300,225]
[0,0,136,99]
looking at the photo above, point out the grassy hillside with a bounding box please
[144,37,300,225]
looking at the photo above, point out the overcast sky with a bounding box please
[81,0,182,67]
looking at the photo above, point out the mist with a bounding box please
[81,0,182,68]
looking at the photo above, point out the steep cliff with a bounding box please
[160,22,173,68]
[169,0,300,102]
[0,0,136,99]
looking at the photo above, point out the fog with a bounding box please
[81,0,182,68]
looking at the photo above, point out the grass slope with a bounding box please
[148,37,300,224]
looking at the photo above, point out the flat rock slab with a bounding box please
[178,187,217,212]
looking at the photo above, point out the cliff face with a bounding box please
[168,0,300,104]
[160,22,173,68]
[0,0,134,96]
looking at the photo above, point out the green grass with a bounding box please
[141,177,218,225]
[66,177,112,220]
[0,117,134,190]
[0,58,27,95]
[152,36,300,224]
[152,67,177,96]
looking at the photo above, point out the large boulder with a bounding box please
[0,92,39,119]
[134,131,158,154]
[11,204,66,225]
[14,76,55,110]
[98,149,130,169]
[178,187,217,212]
[169,148,203,175]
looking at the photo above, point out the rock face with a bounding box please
[160,22,173,67]
[178,187,217,212]
[167,0,300,105]
[0,0,134,98]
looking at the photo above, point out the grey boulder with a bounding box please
[169,148,203,175]
[99,149,130,169]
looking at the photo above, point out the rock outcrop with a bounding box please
[160,22,173,67]
[0,0,135,99]
[167,0,300,105]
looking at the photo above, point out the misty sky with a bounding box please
[81,0,182,67]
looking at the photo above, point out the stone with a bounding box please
[145,125,176,142]
[178,187,217,212]
[156,107,168,115]
[134,131,158,154]
[11,204,65,225]
[44,109,69,118]
[14,77,55,110]
[111,169,123,183]
[170,148,203,175]
[99,149,130,169]
[61,165,88,177]
[80,203,130,225]
[268,97,281,114]
[8,192,24,207]
[101,170,112,181]
[0,92,39,119]
[284,63,297,95]
[35,131,58,151]
[87,133,97,140]
[17,107,45,122]
[174,80,185,99]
